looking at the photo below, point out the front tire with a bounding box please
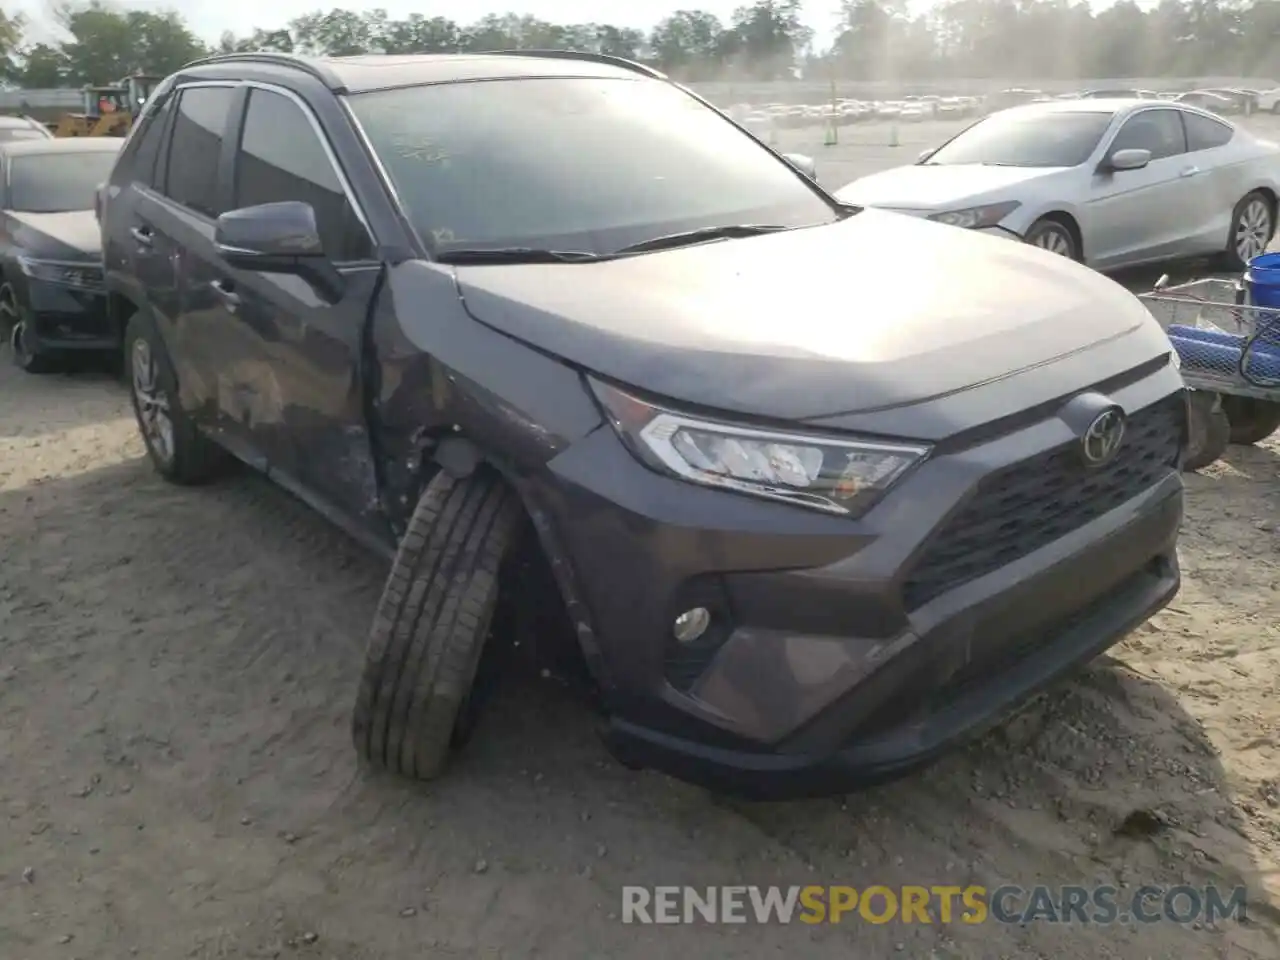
[124,314,227,484]
[352,470,522,781]
[1024,218,1078,260]
[2,283,56,373]
[1223,191,1274,271]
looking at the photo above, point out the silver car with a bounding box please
[836,99,1280,271]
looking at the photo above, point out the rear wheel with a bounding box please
[352,469,522,781]
[3,283,56,373]
[124,314,227,484]
[1024,218,1078,260]
[1223,191,1274,270]
[1220,395,1280,445]
[1184,391,1231,471]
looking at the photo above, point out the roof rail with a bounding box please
[178,52,345,90]
[482,49,667,80]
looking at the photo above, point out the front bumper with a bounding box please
[525,371,1185,800]
[22,278,112,350]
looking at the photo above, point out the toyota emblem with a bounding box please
[1080,408,1125,467]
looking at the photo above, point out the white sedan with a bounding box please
[836,99,1280,271]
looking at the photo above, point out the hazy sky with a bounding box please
[12,0,849,45]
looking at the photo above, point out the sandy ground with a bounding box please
[3,116,1280,959]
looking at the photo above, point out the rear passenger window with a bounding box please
[1184,112,1234,152]
[120,95,173,188]
[233,88,372,262]
[165,86,234,217]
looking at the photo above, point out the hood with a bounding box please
[835,163,1060,210]
[5,210,101,259]
[451,209,1166,422]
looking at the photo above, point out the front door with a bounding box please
[216,84,385,531]
[1086,108,1203,269]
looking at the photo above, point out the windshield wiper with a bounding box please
[433,246,602,264]
[613,223,789,256]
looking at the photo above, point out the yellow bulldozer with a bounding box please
[52,73,160,138]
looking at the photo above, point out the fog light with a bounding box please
[672,607,711,644]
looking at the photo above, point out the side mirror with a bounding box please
[782,152,817,180]
[214,201,343,302]
[1101,147,1151,173]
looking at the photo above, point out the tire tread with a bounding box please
[353,470,519,781]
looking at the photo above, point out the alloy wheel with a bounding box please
[130,337,175,465]
[1030,226,1074,257]
[1235,198,1272,264]
[1,286,27,360]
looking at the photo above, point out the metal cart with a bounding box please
[1140,275,1280,470]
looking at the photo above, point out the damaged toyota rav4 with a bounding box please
[100,51,1187,800]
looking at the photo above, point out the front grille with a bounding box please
[902,392,1184,610]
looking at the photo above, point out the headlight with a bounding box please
[589,378,930,517]
[929,201,1021,229]
[18,256,104,291]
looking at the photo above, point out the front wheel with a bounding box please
[1223,191,1274,271]
[352,470,523,782]
[1024,218,1078,260]
[2,283,56,373]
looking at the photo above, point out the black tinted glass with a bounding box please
[234,89,371,261]
[165,86,233,216]
[122,96,173,189]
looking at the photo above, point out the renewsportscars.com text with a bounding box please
[621,884,1249,925]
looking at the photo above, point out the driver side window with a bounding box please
[232,88,373,262]
[1109,109,1187,161]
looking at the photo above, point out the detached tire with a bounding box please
[1220,395,1280,445]
[1184,391,1231,471]
[353,469,521,781]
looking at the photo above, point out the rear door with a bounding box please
[102,88,179,343]
[145,83,256,458]
[108,82,245,447]
[1086,108,1204,268]
[219,84,384,526]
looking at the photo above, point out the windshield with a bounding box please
[346,77,838,255]
[926,111,1114,168]
[8,150,120,212]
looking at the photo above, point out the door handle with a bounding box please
[209,278,240,310]
[1180,166,1201,178]
[129,226,153,246]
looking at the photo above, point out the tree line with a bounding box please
[2,0,1280,90]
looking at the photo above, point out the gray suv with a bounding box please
[99,51,1187,799]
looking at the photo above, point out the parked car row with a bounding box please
[723,83,1280,132]
[727,94,983,131]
